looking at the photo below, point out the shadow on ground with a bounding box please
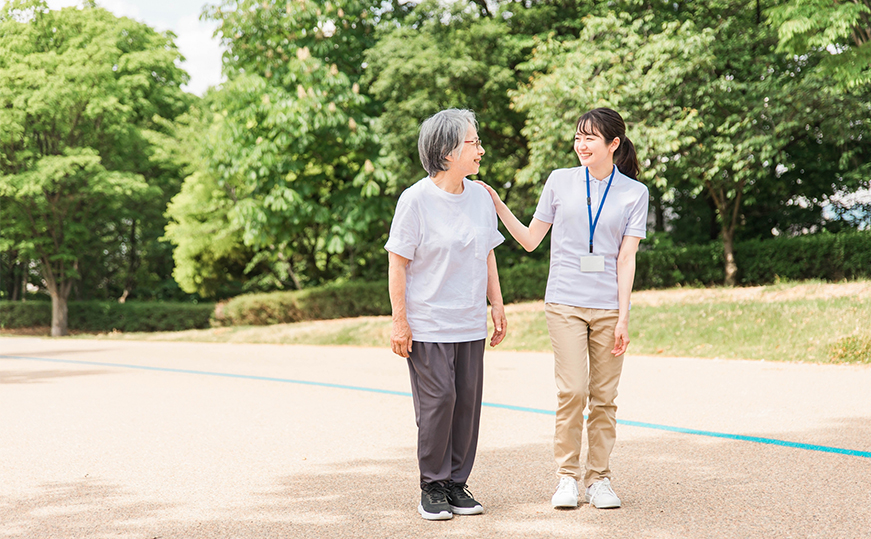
[2,419,869,539]
[0,479,173,538]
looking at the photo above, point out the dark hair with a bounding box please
[576,108,640,180]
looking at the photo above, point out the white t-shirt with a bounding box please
[533,166,649,310]
[385,177,504,343]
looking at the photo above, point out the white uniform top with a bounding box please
[533,166,649,310]
[385,177,504,343]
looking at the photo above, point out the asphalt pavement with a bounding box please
[1,338,869,538]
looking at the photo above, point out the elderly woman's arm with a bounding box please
[388,252,414,358]
[487,250,507,347]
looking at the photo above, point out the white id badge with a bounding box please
[580,255,605,273]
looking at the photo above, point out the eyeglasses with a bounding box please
[464,138,483,149]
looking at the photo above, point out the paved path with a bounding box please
[1,338,869,538]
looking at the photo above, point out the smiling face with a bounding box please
[447,123,485,177]
[574,121,619,175]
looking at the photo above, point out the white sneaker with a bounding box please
[551,476,579,508]
[585,478,621,509]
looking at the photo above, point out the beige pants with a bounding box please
[545,303,624,488]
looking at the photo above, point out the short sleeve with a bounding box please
[624,186,649,239]
[533,174,556,224]
[384,193,420,260]
[487,202,505,251]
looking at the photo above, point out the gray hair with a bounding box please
[418,109,478,177]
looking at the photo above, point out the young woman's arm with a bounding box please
[613,235,642,356]
[476,181,551,252]
[388,252,413,358]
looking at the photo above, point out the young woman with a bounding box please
[478,108,648,509]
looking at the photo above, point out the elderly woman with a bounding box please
[385,108,507,521]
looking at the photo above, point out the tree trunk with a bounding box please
[723,230,738,287]
[120,219,138,303]
[706,194,719,241]
[21,265,27,302]
[50,288,69,337]
[11,262,21,301]
[43,262,73,336]
[708,178,744,287]
[650,184,665,233]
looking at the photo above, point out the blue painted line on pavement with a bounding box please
[3,354,870,459]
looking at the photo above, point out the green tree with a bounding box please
[514,5,870,285]
[162,103,265,297]
[0,0,189,334]
[176,0,391,290]
[364,0,605,266]
[768,0,871,89]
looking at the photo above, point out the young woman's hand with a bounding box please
[473,180,501,205]
[612,320,630,356]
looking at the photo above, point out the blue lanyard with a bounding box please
[586,166,616,254]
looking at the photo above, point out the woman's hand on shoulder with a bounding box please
[473,180,501,206]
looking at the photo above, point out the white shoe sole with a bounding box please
[418,504,453,520]
[450,504,483,515]
[551,495,578,509]
[585,494,621,509]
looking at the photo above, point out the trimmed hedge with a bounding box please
[0,301,214,332]
[736,231,871,284]
[219,230,871,326]
[504,230,871,300]
[6,231,867,331]
[218,280,391,326]
[635,242,725,290]
[0,301,50,329]
[500,260,549,305]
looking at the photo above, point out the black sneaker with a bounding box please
[419,482,453,520]
[447,482,484,515]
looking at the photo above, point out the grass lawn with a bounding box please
[68,279,871,364]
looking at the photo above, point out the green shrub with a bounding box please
[496,230,871,301]
[635,243,725,289]
[0,301,51,328]
[219,280,391,326]
[0,301,213,332]
[499,260,549,304]
[737,230,871,284]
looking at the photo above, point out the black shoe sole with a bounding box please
[418,504,453,520]
[449,504,483,515]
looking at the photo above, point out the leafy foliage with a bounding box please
[169,0,393,294]
[768,0,871,89]
[513,4,871,284]
[0,0,190,333]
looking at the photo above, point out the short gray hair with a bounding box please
[418,109,478,177]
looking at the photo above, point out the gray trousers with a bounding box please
[406,340,485,486]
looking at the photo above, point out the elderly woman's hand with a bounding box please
[391,317,414,358]
[489,304,507,347]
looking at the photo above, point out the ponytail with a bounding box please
[614,136,639,180]
[576,108,640,180]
